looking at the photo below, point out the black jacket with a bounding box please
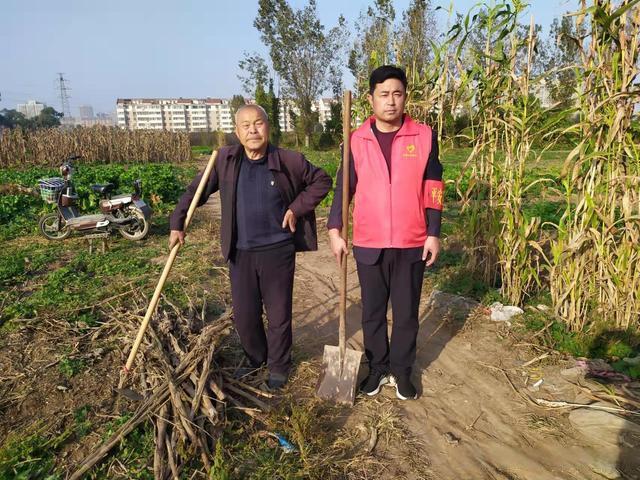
[170,144,332,261]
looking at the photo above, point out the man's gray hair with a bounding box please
[235,104,269,124]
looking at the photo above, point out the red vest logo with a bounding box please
[403,144,417,157]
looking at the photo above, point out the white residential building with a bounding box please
[116,97,337,134]
[17,100,45,118]
[315,98,334,125]
[116,98,235,133]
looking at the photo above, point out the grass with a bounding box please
[518,310,640,379]
[88,416,155,480]
[0,427,62,480]
[191,145,214,156]
[0,239,164,324]
[0,414,94,480]
[58,356,87,379]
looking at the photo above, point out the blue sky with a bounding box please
[0,0,579,115]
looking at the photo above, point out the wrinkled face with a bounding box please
[367,78,407,124]
[235,107,269,152]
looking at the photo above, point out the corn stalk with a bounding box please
[547,0,640,331]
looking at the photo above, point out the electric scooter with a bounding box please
[37,155,152,241]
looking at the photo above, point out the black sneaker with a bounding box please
[266,372,288,391]
[389,375,417,400]
[359,370,389,396]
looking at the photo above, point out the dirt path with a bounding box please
[289,223,638,479]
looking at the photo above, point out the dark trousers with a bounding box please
[229,242,295,376]
[356,249,426,377]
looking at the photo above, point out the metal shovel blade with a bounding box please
[316,345,362,405]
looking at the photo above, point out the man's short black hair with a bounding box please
[369,65,407,95]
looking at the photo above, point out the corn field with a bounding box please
[542,0,640,331]
[389,0,640,333]
[0,126,191,168]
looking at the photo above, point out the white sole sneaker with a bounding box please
[364,375,389,396]
[389,375,418,400]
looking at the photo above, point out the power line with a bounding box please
[57,73,72,118]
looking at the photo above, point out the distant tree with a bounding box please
[33,107,63,129]
[238,52,270,96]
[229,95,247,125]
[349,0,396,106]
[0,109,27,129]
[322,100,342,146]
[395,0,438,75]
[0,106,62,129]
[254,81,269,112]
[544,15,585,108]
[254,0,346,147]
[266,79,281,145]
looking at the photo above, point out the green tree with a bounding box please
[348,0,396,114]
[0,109,27,129]
[33,107,63,129]
[254,82,269,112]
[544,15,585,108]
[254,0,346,147]
[395,0,438,75]
[238,52,270,96]
[267,79,281,145]
[0,107,62,129]
[229,95,247,125]
[321,100,342,147]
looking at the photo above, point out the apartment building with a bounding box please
[116,98,235,133]
[17,100,45,118]
[116,97,336,134]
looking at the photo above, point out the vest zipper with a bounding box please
[389,134,400,248]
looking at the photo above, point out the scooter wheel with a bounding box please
[119,207,149,241]
[39,213,71,240]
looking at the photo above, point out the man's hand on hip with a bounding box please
[169,230,185,250]
[328,228,348,266]
[282,209,297,233]
[422,236,440,266]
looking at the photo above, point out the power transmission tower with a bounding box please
[57,73,71,118]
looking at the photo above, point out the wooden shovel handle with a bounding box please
[122,150,219,375]
[339,91,351,361]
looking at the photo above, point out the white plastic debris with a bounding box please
[527,378,544,392]
[489,302,524,324]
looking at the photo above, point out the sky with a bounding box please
[0,0,580,115]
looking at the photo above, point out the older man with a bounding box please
[169,104,332,390]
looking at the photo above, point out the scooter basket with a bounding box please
[38,177,65,204]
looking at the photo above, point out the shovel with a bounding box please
[316,90,362,405]
[118,150,218,388]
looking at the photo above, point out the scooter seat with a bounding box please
[110,194,132,201]
[91,183,115,195]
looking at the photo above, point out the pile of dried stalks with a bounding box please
[70,295,270,480]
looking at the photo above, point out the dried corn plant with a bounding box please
[455,2,527,288]
[0,126,191,168]
[493,17,563,305]
[541,0,640,331]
